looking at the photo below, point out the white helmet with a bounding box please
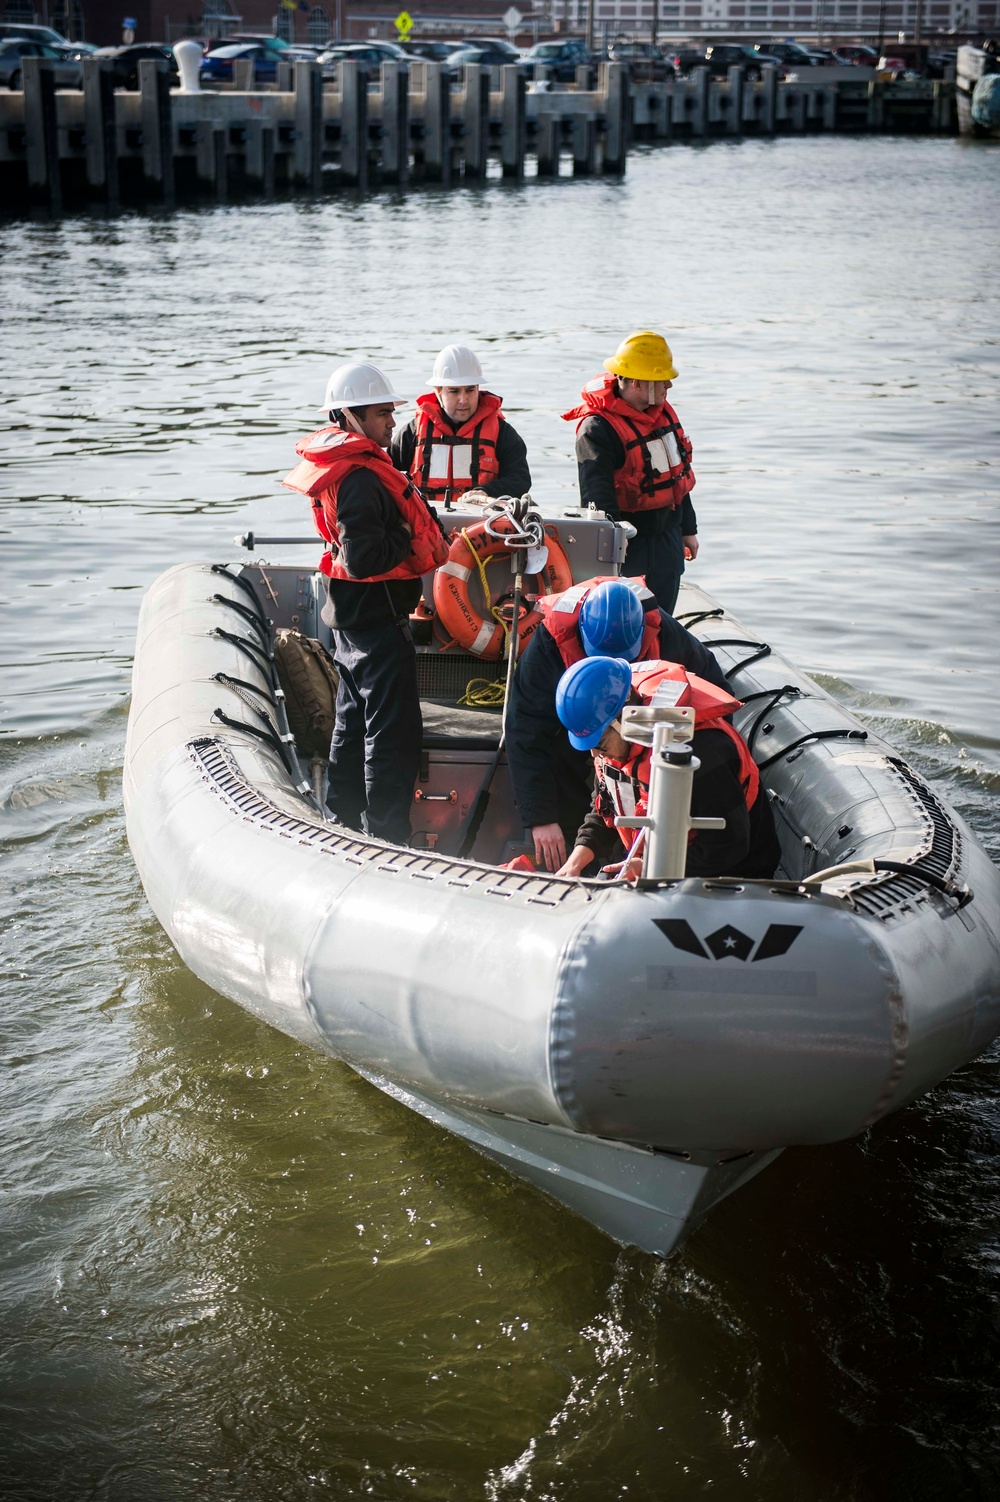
[428,343,484,387]
[321,361,405,412]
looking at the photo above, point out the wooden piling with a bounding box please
[761,63,778,134]
[791,90,806,131]
[823,85,837,130]
[338,58,369,189]
[500,64,526,179]
[82,55,118,208]
[294,59,322,192]
[139,58,175,205]
[379,60,409,184]
[244,118,275,195]
[420,61,450,184]
[726,64,744,136]
[462,63,489,180]
[572,114,595,175]
[602,61,630,172]
[691,65,709,138]
[22,56,61,210]
[535,112,559,175]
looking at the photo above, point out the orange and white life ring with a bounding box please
[432,518,574,660]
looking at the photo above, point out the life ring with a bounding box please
[432,518,574,660]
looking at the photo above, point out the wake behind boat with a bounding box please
[122,503,1000,1258]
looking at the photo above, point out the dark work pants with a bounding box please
[622,524,685,615]
[327,624,422,844]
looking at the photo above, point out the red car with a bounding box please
[834,44,879,67]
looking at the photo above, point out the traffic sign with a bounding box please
[502,6,523,37]
[395,10,413,40]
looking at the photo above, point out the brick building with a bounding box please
[3,0,994,47]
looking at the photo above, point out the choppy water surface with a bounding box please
[2,136,999,1500]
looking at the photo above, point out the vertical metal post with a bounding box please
[82,54,118,207]
[500,62,525,179]
[586,0,595,51]
[462,62,488,179]
[651,0,659,49]
[139,58,175,205]
[23,56,61,211]
[294,58,322,191]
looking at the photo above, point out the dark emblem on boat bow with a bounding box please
[653,919,803,962]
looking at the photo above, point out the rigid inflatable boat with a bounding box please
[122,505,1000,1257]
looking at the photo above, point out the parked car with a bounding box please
[520,38,593,82]
[200,41,316,84]
[607,40,674,81]
[669,45,705,74]
[449,42,522,70]
[752,40,821,71]
[833,44,879,67]
[206,33,291,52]
[316,43,409,81]
[398,40,455,61]
[91,43,180,89]
[704,43,779,80]
[0,21,68,46]
[459,36,520,58]
[0,36,82,89]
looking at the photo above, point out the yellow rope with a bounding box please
[459,677,506,708]
[455,529,514,708]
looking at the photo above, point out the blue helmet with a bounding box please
[578,580,645,661]
[555,656,633,751]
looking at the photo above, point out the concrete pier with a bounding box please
[0,61,957,215]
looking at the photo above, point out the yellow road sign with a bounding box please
[395,10,413,39]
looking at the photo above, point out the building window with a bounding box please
[275,6,295,40]
[306,5,330,43]
[3,0,35,22]
[202,0,240,41]
[749,3,768,13]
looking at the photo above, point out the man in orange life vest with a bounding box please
[553,655,781,881]
[390,344,531,505]
[564,331,698,614]
[283,361,448,843]
[505,576,731,872]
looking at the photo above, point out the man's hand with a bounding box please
[601,855,643,883]
[683,534,699,562]
[556,846,595,878]
[532,822,567,872]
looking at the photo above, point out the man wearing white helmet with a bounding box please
[390,344,531,505]
[283,360,448,843]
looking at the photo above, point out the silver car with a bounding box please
[0,37,82,89]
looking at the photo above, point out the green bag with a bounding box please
[273,629,339,761]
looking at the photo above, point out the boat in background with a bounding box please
[122,504,1000,1257]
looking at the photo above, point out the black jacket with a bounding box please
[324,466,423,631]
[575,413,697,537]
[575,726,782,879]
[505,613,732,833]
[391,412,532,500]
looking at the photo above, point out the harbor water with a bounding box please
[2,135,999,1500]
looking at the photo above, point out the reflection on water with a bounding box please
[2,135,999,1498]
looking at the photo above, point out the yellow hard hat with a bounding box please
[603,331,679,382]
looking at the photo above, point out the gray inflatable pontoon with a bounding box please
[123,513,1000,1258]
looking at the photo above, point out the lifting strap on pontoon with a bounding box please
[700,637,773,677]
[757,727,868,772]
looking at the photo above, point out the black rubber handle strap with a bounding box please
[701,638,773,677]
[674,607,725,629]
[213,674,286,737]
[739,685,803,752]
[758,727,868,772]
[211,564,269,627]
[212,627,275,677]
[212,671,274,705]
[211,593,271,649]
[211,707,296,780]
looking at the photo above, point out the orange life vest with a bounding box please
[562,373,695,514]
[410,390,504,501]
[283,425,448,582]
[595,662,759,849]
[537,575,661,669]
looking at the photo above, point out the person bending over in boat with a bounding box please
[564,331,698,614]
[390,343,531,506]
[505,576,730,872]
[283,361,448,844]
[552,655,781,882]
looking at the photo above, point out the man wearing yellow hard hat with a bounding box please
[563,331,698,613]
